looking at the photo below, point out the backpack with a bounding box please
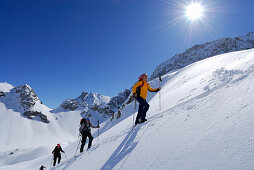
[136,80,145,97]
[79,118,89,133]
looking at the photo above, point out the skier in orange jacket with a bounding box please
[132,74,160,125]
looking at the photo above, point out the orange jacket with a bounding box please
[132,80,159,99]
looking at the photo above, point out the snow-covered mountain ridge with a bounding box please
[55,92,111,113]
[0,84,51,123]
[150,31,254,80]
[54,89,131,120]
[0,81,131,124]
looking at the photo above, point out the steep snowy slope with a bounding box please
[64,48,254,170]
[3,48,254,170]
[0,103,81,149]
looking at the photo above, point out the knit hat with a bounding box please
[139,73,147,80]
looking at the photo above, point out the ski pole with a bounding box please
[74,136,81,156]
[64,153,68,159]
[97,120,100,143]
[132,112,135,131]
[134,97,137,110]
[132,97,136,131]
[50,155,54,169]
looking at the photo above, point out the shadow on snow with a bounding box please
[100,126,141,170]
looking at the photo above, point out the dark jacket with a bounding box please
[52,146,64,156]
[79,118,98,133]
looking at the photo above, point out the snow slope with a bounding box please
[0,102,82,149]
[0,83,14,92]
[59,48,254,170]
[0,83,83,150]
[1,48,254,170]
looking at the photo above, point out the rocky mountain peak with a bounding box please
[0,83,50,123]
[56,88,131,120]
[246,31,253,36]
[77,91,89,101]
[15,84,39,109]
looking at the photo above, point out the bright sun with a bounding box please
[186,3,204,20]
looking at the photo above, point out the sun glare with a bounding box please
[186,3,204,20]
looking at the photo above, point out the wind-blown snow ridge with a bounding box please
[150,31,254,80]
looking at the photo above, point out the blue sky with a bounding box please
[1,0,254,108]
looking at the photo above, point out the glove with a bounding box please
[97,125,100,128]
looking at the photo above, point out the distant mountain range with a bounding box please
[52,89,131,119]
[0,82,130,123]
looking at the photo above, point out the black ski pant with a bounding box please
[135,97,150,123]
[80,131,93,152]
[53,154,61,166]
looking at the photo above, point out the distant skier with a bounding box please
[132,73,160,125]
[52,144,65,166]
[79,117,100,152]
[39,165,46,170]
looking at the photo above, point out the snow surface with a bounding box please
[0,83,14,93]
[1,49,254,169]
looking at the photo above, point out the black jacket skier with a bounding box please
[79,117,99,152]
[52,144,65,166]
[39,165,46,170]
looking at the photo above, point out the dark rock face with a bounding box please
[78,92,89,101]
[150,32,254,80]
[23,111,49,123]
[96,89,131,116]
[15,84,39,109]
[107,89,131,110]
[126,95,135,105]
[60,99,79,111]
[0,91,5,97]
